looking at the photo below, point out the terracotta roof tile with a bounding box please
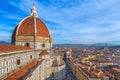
[0,45,32,52]
[17,16,34,36]
[40,50,49,55]
[15,16,50,37]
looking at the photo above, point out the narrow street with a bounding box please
[63,53,77,80]
[65,63,77,80]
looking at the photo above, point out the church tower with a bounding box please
[12,4,52,50]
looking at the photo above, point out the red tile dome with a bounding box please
[13,16,50,37]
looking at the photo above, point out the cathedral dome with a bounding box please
[14,16,50,37]
[12,4,52,49]
[12,4,50,38]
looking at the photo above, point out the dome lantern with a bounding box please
[31,3,38,17]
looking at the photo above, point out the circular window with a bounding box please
[42,43,45,47]
[17,59,21,65]
[25,43,30,47]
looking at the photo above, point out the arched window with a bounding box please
[25,43,30,47]
[17,59,20,65]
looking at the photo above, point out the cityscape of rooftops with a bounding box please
[1,0,120,44]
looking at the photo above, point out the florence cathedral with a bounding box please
[0,4,65,80]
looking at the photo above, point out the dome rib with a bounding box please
[16,16,31,36]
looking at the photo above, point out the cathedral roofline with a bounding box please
[0,45,33,53]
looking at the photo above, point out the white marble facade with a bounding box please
[0,49,34,79]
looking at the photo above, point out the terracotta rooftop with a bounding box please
[40,50,49,55]
[69,57,100,79]
[13,16,50,37]
[105,67,120,78]
[4,59,39,80]
[0,45,32,52]
[78,65,99,78]
[95,60,113,63]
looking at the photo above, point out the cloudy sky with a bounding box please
[0,0,120,44]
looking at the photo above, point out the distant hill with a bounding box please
[53,43,117,48]
[53,44,89,48]
[91,43,115,47]
[0,41,10,45]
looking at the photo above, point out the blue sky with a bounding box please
[1,0,120,44]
